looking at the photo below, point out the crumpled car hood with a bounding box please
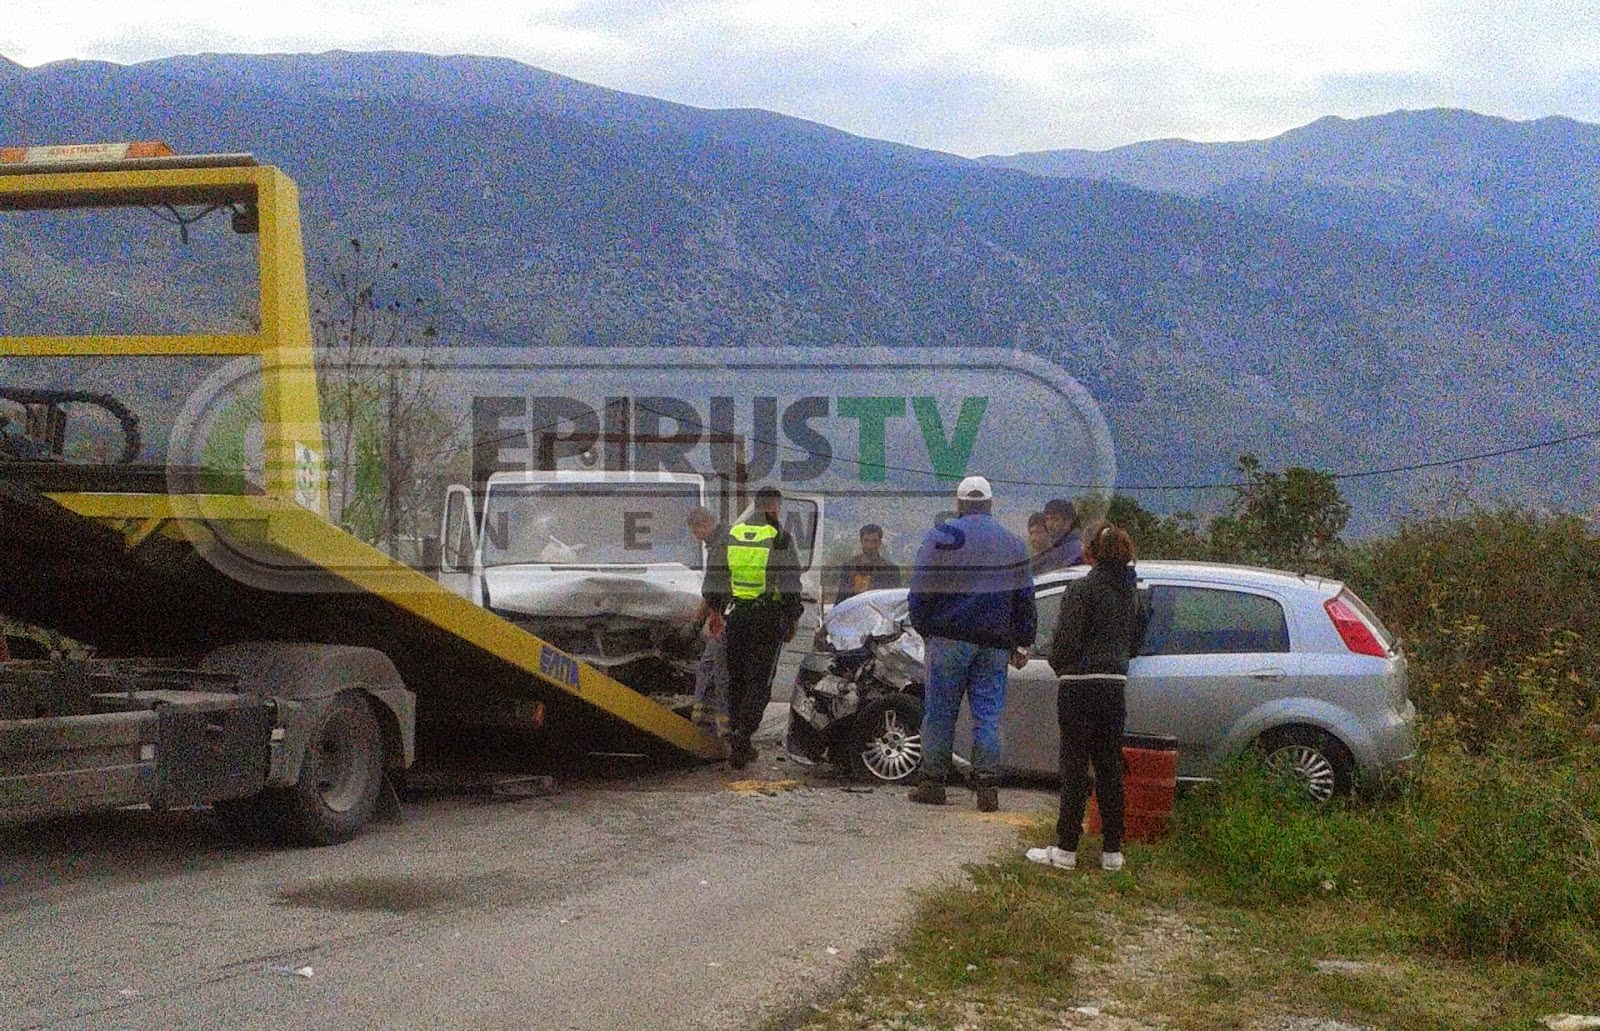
[825,589,914,650]
[484,565,704,624]
[823,588,926,683]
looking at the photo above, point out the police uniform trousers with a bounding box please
[722,599,786,747]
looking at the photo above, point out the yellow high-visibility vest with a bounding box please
[727,521,780,601]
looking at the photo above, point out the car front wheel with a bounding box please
[846,694,924,783]
[1257,725,1354,804]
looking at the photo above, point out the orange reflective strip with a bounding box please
[0,141,175,164]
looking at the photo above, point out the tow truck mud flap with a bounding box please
[148,696,273,808]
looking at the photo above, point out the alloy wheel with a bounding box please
[1267,743,1338,804]
[860,708,922,782]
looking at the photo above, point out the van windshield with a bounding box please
[481,480,705,568]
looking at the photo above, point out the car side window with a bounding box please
[1140,585,1289,656]
[1032,587,1065,654]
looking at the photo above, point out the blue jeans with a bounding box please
[692,635,730,736]
[920,636,1009,783]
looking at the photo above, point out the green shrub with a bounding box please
[1342,509,1600,751]
[1173,757,1356,903]
[1378,744,1600,970]
[1174,741,1600,973]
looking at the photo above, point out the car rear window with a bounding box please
[1141,585,1290,656]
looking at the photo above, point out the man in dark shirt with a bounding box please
[1032,498,1084,574]
[1027,512,1050,561]
[832,523,903,607]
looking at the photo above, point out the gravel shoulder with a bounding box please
[0,714,1042,1031]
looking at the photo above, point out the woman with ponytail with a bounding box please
[1027,523,1148,872]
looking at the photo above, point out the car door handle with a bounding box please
[1247,667,1286,682]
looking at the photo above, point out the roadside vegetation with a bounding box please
[801,461,1600,1030]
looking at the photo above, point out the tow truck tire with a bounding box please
[275,691,386,846]
[218,691,386,847]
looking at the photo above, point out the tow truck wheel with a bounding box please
[219,691,386,847]
[276,691,387,845]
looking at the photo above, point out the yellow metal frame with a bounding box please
[0,162,327,515]
[53,491,719,756]
[0,158,722,760]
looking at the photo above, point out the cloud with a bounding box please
[4,0,1598,154]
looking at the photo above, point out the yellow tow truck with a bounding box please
[0,142,721,844]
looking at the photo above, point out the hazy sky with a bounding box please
[5,1,1598,155]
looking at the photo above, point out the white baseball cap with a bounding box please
[955,475,993,501]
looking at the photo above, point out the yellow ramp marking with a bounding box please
[959,810,1041,828]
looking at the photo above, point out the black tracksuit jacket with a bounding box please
[1048,562,1150,678]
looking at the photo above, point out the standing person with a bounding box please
[701,487,803,769]
[1028,523,1148,872]
[1026,512,1051,561]
[685,506,730,737]
[1032,498,1083,574]
[907,476,1036,811]
[832,523,903,606]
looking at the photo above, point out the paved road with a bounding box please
[0,717,1042,1031]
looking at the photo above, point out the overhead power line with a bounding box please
[1322,426,1600,482]
[478,396,1600,494]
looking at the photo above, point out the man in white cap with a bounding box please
[906,475,1036,811]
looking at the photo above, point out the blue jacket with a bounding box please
[908,513,1037,650]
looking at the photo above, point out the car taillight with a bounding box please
[1325,594,1386,657]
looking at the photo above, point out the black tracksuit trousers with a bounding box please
[1056,676,1127,853]
[724,602,786,747]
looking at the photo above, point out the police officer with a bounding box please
[702,486,803,769]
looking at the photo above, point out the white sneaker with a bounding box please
[1025,846,1076,870]
[1100,851,1125,871]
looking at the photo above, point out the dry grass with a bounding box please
[795,814,1600,1031]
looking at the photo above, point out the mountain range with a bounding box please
[2,51,1597,528]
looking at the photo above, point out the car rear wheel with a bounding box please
[1257,725,1354,804]
[847,694,924,783]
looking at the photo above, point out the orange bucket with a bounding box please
[1085,735,1177,843]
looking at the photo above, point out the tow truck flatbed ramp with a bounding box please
[1,145,720,771]
[0,476,721,761]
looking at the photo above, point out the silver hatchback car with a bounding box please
[788,561,1416,801]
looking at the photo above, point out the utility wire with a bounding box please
[624,399,1600,493]
[471,395,1600,493]
[1324,426,1600,481]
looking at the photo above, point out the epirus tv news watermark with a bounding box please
[167,347,1117,591]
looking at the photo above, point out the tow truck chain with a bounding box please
[0,387,142,465]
